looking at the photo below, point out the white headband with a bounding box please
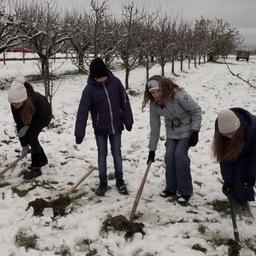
[147,80,160,92]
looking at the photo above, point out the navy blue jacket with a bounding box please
[75,72,133,138]
[217,108,256,204]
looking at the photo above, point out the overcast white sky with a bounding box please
[7,0,256,48]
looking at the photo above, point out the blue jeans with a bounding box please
[165,138,192,196]
[95,134,123,183]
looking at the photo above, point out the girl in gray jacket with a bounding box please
[142,75,202,204]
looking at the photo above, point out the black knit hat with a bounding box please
[89,57,109,79]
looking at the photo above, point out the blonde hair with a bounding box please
[142,75,181,110]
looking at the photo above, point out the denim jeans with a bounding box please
[165,138,192,196]
[95,133,123,184]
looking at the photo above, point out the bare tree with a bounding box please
[15,1,68,109]
[63,10,91,73]
[209,18,241,60]
[89,0,107,58]
[138,11,158,81]
[154,16,172,76]
[0,2,22,53]
[117,1,144,89]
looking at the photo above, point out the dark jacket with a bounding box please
[217,108,256,204]
[11,83,52,146]
[75,72,133,138]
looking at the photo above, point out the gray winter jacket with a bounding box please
[149,88,202,151]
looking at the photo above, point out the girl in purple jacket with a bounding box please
[75,58,133,196]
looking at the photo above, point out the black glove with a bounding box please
[188,131,199,147]
[76,136,84,144]
[245,176,256,187]
[147,151,155,164]
[125,125,132,131]
[222,182,233,196]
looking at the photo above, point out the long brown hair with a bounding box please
[20,98,35,125]
[142,75,181,110]
[212,126,244,161]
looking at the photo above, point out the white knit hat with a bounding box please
[217,109,241,134]
[8,76,27,103]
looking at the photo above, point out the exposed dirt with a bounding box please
[102,215,145,239]
[26,196,72,217]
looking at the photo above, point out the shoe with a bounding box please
[116,179,128,195]
[23,167,42,180]
[160,190,176,198]
[177,195,190,205]
[95,182,108,196]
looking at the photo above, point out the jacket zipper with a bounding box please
[96,113,99,126]
[103,84,115,134]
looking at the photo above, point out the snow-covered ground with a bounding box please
[0,55,256,256]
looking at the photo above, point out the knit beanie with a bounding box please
[89,57,109,79]
[147,80,160,92]
[217,109,241,134]
[8,76,28,103]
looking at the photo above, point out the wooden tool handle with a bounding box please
[129,161,152,222]
[0,154,26,177]
[64,165,97,196]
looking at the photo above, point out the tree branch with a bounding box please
[224,59,256,89]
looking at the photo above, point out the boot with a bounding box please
[116,179,128,195]
[95,182,108,196]
[23,167,42,180]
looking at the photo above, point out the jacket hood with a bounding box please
[231,107,254,127]
[87,70,113,86]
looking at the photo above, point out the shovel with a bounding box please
[129,161,152,222]
[0,154,27,178]
[26,164,97,217]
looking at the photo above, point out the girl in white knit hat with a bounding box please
[8,76,52,179]
[212,108,256,207]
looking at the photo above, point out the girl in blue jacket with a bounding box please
[213,108,256,205]
[75,58,133,196]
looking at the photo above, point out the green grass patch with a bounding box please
[15,231,38,251]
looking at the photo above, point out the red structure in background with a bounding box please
[12,47,33,53]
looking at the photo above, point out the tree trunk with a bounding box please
[78,53,84,73]
[125,66,130,90]
[171,55,175,74]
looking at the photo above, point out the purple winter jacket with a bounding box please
[75,71,133,138]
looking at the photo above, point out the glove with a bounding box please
[18,125,30,138]
[21,145,30,156]
[222,182,233,196]
[76,136,84,144]
[245,176,256,187]
[147,151,155,164]
[188,131,199,147]
[125,125,132,131]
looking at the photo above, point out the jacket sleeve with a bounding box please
[248,128,256,177]
[119,81,134,130]
[177,89,202,131]
[220,161,234,184]
[149,104,161,151]
[74,86,92,138]
[11,106,29,146]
